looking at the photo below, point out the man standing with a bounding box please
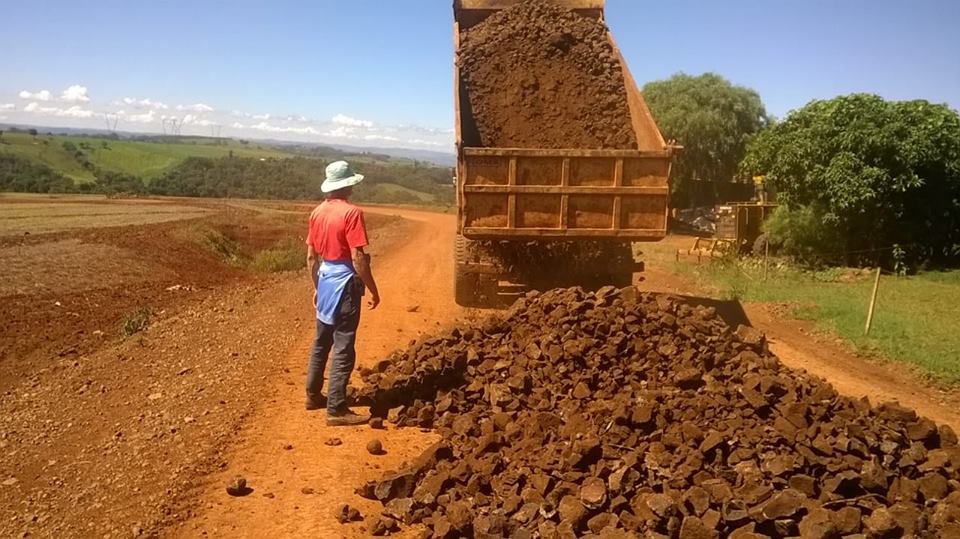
[305,160,381,426]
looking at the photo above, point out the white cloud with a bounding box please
[324,126,358,138]
[364,134,399,142]
[61,85,90,103]
[332,114,373,128]
[123,109,157,123]
[23,102,94,118]
[407,138,447,147]
[18,89,52,101]
[179,114,216,127]
[231,110,271,120]
[7,85,452,151]
[117,97,168,110]
[177,103,214,113]
[397,124,456,136]
[248,121,319,136]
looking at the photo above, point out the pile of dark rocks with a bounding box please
[353,287,960,538]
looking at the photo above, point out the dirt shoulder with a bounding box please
[0,275,302,538]
[0,199,412,538]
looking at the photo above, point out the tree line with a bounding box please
[0,153,454,206]
[643,73,960,268]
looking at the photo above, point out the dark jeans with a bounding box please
[305,278,362,413]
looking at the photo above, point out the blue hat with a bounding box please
[321,161,365,193]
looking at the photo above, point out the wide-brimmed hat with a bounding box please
[321,160,365,193]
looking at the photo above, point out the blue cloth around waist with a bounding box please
[316,260,356,325]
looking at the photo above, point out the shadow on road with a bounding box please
[673,294,752,329]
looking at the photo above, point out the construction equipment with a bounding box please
[682,202,779,260]
[452,0,676,306]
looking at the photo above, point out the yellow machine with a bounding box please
[684,202,779,259]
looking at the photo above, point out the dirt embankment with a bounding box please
[0,199,409,538]
[0,219,248,393]
[459,0,637,149]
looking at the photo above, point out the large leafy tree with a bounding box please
[643,73,770,207]
[743,94,960,266]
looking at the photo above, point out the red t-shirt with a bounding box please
[305,199,369,262]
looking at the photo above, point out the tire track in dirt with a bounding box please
[167,208,462,538]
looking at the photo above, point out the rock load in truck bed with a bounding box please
[353,287,960,538]
[459,0,638,150]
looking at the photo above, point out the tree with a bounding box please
[28,128,38,138]
[643,73,770,207]
[742,94,960,267]
[0,154,75,193]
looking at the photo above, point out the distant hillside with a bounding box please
[148,156,454,205]
[0,130,291,182]
[0,123,456,167]
[305,143,455,167]
[0,129,454,206]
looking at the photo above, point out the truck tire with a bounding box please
[753,233,770,256]
[609,242,636,288]
[454,234,482,307]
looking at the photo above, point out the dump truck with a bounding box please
[453,0,676,306]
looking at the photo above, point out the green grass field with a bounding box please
[670,250,960,385]
[362,182,449,205]
[0,132,294,182]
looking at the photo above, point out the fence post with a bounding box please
[763,239,770,281]
[864,267,882,335]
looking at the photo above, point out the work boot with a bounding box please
[326,409,370,427]
[305,396,327,411]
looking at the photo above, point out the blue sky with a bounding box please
[1,0,958,151]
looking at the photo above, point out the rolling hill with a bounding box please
[0,131,293,182]
[0,130,454,206]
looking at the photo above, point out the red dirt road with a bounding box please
[5,197,957,537]
[168,220,960,537]
[167,208,465,538]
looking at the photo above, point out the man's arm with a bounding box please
[307,244,320,306]
[352,247,380,310]
[307,245,320,289]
